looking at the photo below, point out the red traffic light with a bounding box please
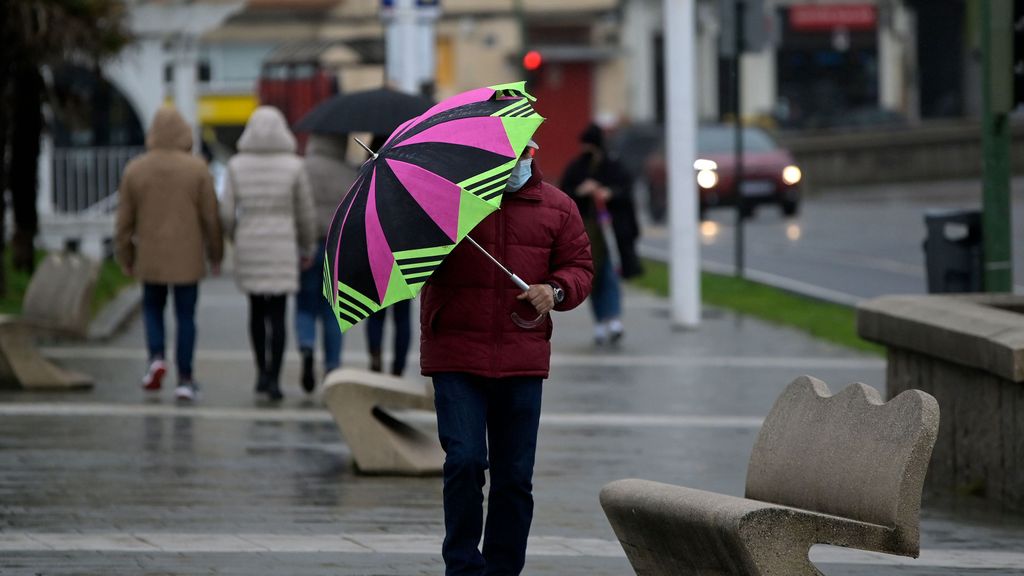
[523,50,543,71]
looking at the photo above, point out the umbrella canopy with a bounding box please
[323,82,544,332]
[294,87,435,135]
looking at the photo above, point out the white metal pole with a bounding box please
[37,133,54,218]
[173,35,200,154]
[664,0,700,328]
[416,5,440,93]
[396,0,419,94]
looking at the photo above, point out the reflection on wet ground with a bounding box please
[1,277,1022,574]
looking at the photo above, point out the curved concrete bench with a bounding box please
[0,252,98,390]
[600,376,939,576]
[322,368,443,476]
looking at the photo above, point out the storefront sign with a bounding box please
[789,4,876,31]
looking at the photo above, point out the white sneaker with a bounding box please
[609,319,625,344]
[175,382,199,402]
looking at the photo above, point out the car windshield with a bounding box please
[698,126,777,154]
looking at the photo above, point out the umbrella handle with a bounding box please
[511,311,547,329]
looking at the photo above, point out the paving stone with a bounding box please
[0,277,1021,574]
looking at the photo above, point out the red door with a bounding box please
[528,62,593,185]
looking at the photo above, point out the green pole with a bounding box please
[981,0,1014,292]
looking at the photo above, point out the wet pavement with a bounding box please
[2,275,1024,575]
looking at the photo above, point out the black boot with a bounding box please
[300,347,315,393]
[255,370,270,394]
[369,351,383,373]
[267,377,284,401]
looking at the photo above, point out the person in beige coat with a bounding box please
[221,106,317,401]
[295,134,357,392]
[115,106,224,401]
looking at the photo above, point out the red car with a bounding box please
[645,125,802,221]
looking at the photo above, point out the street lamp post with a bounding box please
[384,0,439,95]
[733,0,746,278]
[665,0,701,329]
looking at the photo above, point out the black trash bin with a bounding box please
[923,209,983,293]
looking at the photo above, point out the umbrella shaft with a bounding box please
[465,235,530,291]
[354,137,378,159]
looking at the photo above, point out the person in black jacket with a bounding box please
[562,122,642,345]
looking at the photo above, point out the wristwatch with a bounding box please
[548,283,565,304]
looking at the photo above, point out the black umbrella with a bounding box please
[294,87,435,135]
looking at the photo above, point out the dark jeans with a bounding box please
[249,294,287,383]
[365,299,411,375]
[589,254,622,322]
[295,242,343,371]
[432,372,544,576]
[142,283,198,381]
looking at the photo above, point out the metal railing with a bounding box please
[51,146,143,214]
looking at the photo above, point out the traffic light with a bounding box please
[522,50,543,72]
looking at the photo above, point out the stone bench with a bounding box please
[600,375,939,576]
[322,368,443,476]
[0,252,99,390]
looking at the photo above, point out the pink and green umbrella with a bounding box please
[323,82,544,332]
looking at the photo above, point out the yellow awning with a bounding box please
[198,94,259,126]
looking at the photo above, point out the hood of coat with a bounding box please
[238,106,297,154]
[146,107,193,152]
[306,134,348,159]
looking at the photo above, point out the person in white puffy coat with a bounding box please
[221,106,317,400]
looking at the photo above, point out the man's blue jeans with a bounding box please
[142,283,198,380]
[432,372,543,576]
[295,242,343,371]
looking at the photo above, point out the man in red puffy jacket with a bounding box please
[420,140,593,576]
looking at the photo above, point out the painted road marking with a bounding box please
[0,533,1021,569]
[0,402,765,429]
[40,347,883,370]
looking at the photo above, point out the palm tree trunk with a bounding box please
[0,4,12,296]
[9,63,42,274]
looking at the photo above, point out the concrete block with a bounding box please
[910,352,955,492]
[600,377,940,576]
[860,294,1024,510]
[22,252,100,337]
[999,380,1023,508]
[858,295,1024,383]
[0,320,93,390]
[950,368,1002,498]
[0,252,100,390]
[321,368,443,476]
[87,284,141,341]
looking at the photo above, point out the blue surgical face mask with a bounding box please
[504,158,533,192]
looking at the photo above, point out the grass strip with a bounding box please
[0,251,135,318]
[630,259,883,355]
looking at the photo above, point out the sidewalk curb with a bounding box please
[637,244,863,308]
[87,284,141,341]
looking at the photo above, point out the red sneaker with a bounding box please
[142,360,167,391]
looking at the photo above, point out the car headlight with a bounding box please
[782,165,802,185]
[696,169,718,189]
[693,158,718,171]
